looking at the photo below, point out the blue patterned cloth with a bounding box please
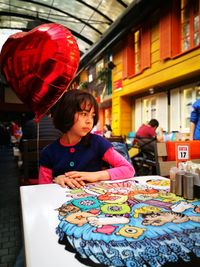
[56,179,200,266]
[190,99,200,140]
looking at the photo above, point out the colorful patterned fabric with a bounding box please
[56,178,200,266]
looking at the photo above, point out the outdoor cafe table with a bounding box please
[20,176,200,267]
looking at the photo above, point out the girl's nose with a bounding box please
[86,116,93,123]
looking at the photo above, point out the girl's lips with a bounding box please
[82,127,91,131]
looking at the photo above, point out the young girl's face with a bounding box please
[69,102,96,137]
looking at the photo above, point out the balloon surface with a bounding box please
[0,23,80,122]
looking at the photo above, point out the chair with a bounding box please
[106,135,125,143]
[103,137,133,168]
[131,138,161,176]
[20,139,55,185]
[111,142,133,165]
[126,131,136,149]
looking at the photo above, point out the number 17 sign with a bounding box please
[175,142,190,165]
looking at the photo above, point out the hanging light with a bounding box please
[149,88,154,94]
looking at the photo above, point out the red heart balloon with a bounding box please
[0,23,80,122]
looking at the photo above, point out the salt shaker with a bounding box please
[193,173,200,198]
[183,173,194,200]
[170,179,176,194]
[175,171,185,196]
[170,167,179,194]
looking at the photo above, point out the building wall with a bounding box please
[111,6,200,136]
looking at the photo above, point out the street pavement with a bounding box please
[0,147,23,267]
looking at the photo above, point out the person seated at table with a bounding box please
[39,89,135,188]
[135,119,164,142]
[134,119,164,156]
[103,124,112,138]
[20,112,61,147]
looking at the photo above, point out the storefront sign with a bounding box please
[113,79,122,91]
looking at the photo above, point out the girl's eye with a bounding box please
[80,112,87,116]
[79,111,95,119]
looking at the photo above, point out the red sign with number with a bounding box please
[175,142,190,166]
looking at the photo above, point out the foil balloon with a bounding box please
[0,23,80,122]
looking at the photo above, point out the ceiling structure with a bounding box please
[0,0,135,57]
[0,0,163,74]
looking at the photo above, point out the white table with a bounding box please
[20,183,90,267]
[20,176,169,267]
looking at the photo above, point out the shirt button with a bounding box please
[69,161,75,167]
[69,147,75,153]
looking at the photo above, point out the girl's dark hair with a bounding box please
[53,89,99,133]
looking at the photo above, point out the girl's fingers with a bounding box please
[53,176,85,188]
[65,171,77,176]
[59,179,66,188]
[65,178,83,188]
[75,179,85,186]
[65,171,83,179]
[64,179,75,189]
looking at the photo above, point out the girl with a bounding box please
[39,89,135,188]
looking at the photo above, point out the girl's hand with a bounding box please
[64,170,110,183]
[53,174,85,188]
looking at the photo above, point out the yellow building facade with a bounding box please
[111,1,200,136]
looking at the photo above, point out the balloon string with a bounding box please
[37,123,39,172]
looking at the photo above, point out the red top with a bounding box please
[136,124,156,138]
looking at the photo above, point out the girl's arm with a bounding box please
[190,105,197,140]
[102,147,135,180]
[189,122,195,140]
[38,166,53,184]
[38,166,86,188]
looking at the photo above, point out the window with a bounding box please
[135,93,168,132]
[182,88,193,130]
[194,1,200,46]
[96,59,104,75]
[123,23,150,78]
[181,84,200,132]
[0,29,21,52]
[181,0,200,51]
[143,97,157,123]
[134,30,140,74]
[181,1,191,51]
[88,74,93,82]
[160,0,200,59]
[196,86,200,98]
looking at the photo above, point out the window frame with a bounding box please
[160,0,200,60]
[122,22,151,79]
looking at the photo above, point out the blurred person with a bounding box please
[20,113,61,148]
[190,99,200,140]
[0,122,10,147]
[103,124,112,138]
[11,120,22,143]
[18,113,62,177]
[136,119,163,142]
